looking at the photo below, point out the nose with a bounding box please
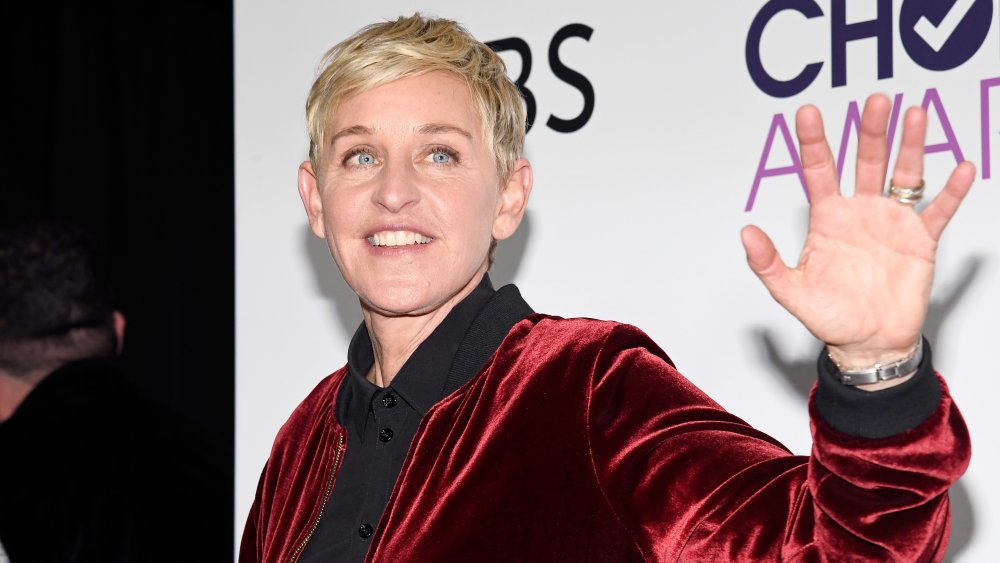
[372,159,420,213]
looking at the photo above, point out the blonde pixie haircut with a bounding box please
[306,14,526,183]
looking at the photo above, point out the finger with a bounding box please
[795,104,839,204]
[854,94,892,197]
[921,161,976,241]
[889,106,927,193]
[741,225,793,302]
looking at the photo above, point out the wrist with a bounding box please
[814,336,941,437]
[826,339,921,371]
[826,337,923,386]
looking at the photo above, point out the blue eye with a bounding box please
[353,152,375,165]
[431,151,451,164]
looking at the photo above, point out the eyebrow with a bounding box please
[328,125,373,145]
[328,123,473,146]
[416,123,473,139]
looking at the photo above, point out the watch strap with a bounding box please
[830,337,923,386]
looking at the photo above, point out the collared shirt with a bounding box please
[299,274,502,562]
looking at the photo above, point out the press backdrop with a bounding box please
[236,1,999,559]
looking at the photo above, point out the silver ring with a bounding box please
[888,179,925,206]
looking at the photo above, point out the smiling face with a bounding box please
[298,71,531,321]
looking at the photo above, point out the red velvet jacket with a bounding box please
[241,315,970,562]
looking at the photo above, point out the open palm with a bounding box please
[742,95,975,370]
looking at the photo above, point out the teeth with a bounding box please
[367,231,433,247]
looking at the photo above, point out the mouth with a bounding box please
[366,230,434,248]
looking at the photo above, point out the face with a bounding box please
[299,71,531,320]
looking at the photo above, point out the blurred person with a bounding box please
[0,220,227,562]
[242,15,973,562]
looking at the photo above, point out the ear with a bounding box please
[492,159,533,241]
[113,311,126,355]
[298,161,327,238]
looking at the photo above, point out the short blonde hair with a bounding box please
[306,14,526,182]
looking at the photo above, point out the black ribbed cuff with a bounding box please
[814,336,941,439]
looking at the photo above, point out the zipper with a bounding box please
[289,432,346,563]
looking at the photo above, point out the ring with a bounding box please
[888,179,925,206]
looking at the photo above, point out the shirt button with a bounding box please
[358,523,374,539]
[381,393,397,408]
[378,428,393,442]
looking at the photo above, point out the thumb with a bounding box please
[741,225,791,300]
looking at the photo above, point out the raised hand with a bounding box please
[741,94,975,385]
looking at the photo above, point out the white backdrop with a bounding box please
[236,1,999,559]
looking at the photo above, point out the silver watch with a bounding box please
[831,338,923,386]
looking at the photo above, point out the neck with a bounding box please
[362,271,485,388]
[0,368,47,422]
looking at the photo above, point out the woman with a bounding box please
[242,14,972,562]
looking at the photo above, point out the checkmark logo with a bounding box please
[899,0,992,70]
[914,0,976,52]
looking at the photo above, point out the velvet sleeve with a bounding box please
[586,324,971,562]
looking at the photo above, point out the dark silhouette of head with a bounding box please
[0,221,118,377]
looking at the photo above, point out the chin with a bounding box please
[360,290,432,318]
[355,269,484,319]
[350,270,433,314]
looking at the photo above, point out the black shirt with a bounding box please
[299,274,534,562]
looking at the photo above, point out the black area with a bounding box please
[3,0,235,550]
[815,337,941,439]
[0,358,230,561]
